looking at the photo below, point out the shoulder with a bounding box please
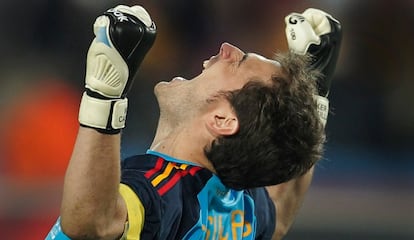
[121,154,160,170]
[246,187,276,239]
[121,154,213,239]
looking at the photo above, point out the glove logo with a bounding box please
[287,14,305,41]
[119,115,126,123]
[289,28,297,40]
[107,8,129,22]
[119,107,127,123]
[288,14,305,25]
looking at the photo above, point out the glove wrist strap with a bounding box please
[78,92,128,134]
[313,95,329,127]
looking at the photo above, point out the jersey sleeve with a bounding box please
[121,164,163,239]
[247,187,276,239]
[119,183,145,239]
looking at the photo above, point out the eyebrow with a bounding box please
[238,53,249,67]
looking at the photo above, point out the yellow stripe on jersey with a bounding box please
[151,163,189,187]
[178,164,189,170]
[119,183,145,240]
[151,162,175,186]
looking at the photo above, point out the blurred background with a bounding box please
[0,0,412,239]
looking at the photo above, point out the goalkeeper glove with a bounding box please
[285,8,342,126]
[79,5,156,134]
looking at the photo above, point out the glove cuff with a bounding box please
[313,95,329,127]
[78,92,128,134]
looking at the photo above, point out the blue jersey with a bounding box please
[46,150,276,239]
[120,150,276,239]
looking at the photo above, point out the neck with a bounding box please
[149,120,215,172]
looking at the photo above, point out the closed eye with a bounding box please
[238,53,249,67]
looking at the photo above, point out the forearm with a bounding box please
[60,127,126,239]
[44,5,156,239]
[267,166,315,240]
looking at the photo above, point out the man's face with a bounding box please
[154,43,283,123]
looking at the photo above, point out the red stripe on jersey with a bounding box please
[157,166,203,196]
[189,166,202,175]
[157,171,184,196]
[144,157,164,178]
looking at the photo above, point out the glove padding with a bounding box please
[285,8,342,126]
[79,5,156,134]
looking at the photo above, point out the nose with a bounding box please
[220,42,245,60]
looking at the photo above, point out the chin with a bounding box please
[153,83,166,105]
[154,81,168,93]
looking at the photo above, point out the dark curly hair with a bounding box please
[204,52,325,190]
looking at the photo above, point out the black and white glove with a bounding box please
[79,5,156,134]
[285,8,342,127]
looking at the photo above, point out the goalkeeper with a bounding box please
[46,4,341,240]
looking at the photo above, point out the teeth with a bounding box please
[172,77,186,81]
[203,60,208,68]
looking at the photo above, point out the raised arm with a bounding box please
[268,8,342,239]
[61,128,125,239]
[266,166,314,239]
[46,5,156,239]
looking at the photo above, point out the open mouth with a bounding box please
[170,76,188,82]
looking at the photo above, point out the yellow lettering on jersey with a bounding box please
[218,215,229,240]
[201,210,252,239]
[243,222,252,237]
[231,210,244,239]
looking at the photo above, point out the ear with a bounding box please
[206,103,239,136]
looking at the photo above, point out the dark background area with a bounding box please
[0,0,412,239]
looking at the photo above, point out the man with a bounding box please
[46,4,341,240]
